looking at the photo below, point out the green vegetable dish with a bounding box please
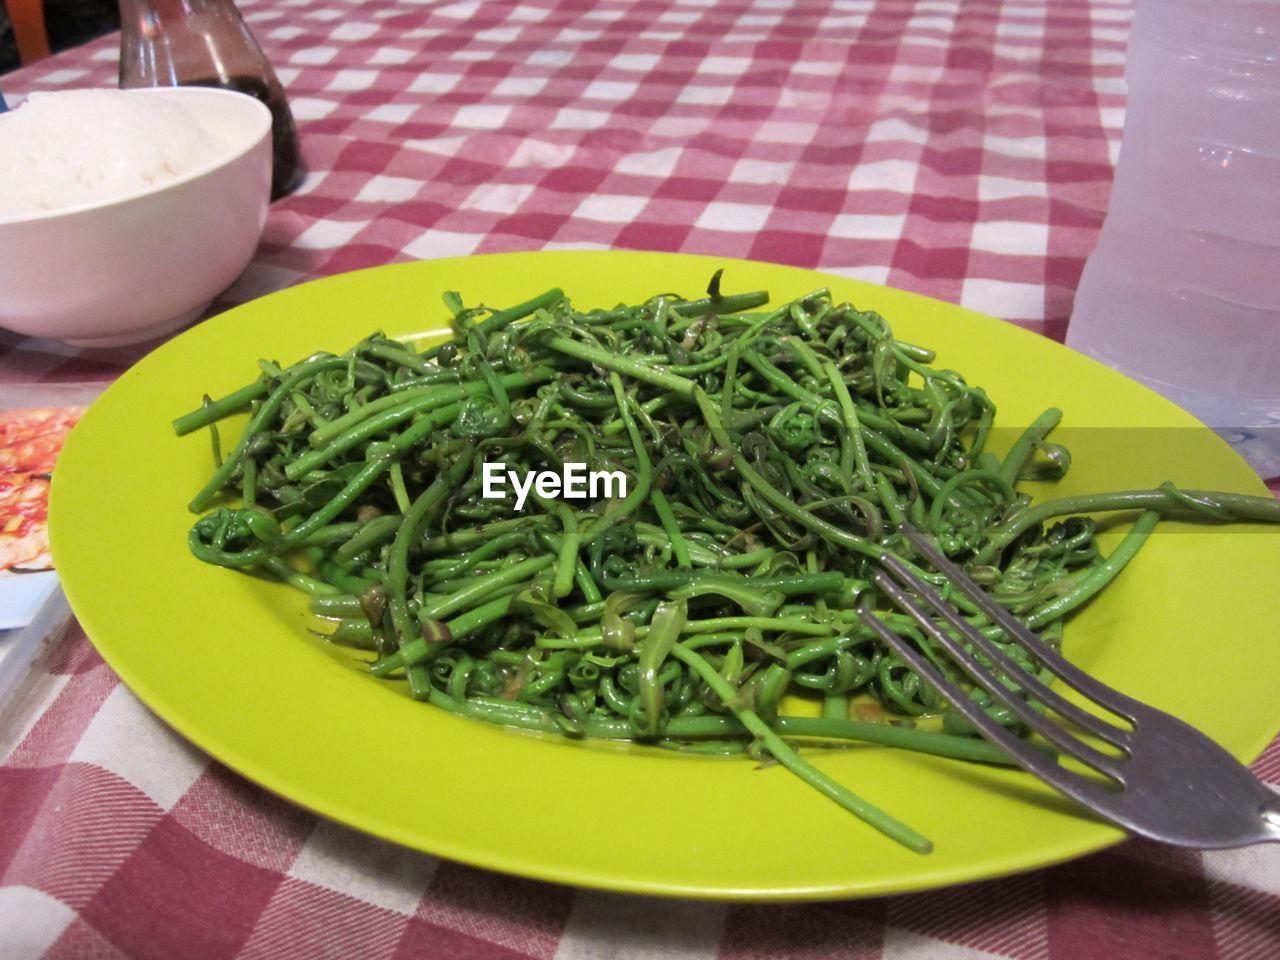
[178,273,1280,854]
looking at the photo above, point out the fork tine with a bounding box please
[877,552,1131,751]
[870,570,1128,783]
[898,524,1147,723]
[856,599,1116,812]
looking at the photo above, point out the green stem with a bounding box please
[173,379,268,435]
[671,643,932,854]
[188,355,346,511]
[998,408,1062,486]
[974,486,1280,566]
[1025,510,1159,628]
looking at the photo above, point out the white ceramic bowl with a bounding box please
[0,87,272,347]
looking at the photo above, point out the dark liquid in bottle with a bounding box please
[189,74,305,200]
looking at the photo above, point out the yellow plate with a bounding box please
[50,252,1280,899]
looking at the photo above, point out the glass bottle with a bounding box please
[117,0,305,200]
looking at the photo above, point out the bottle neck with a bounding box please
[118,0,267,89]
[119,0,217,36]
[118,0,234,22]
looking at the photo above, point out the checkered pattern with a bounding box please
[3,628,1278,959]
[2,0,1277,956]
[0,0,1129,382]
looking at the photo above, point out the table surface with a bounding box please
[2,0,1278,957]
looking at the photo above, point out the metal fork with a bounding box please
[856,522,1280,848]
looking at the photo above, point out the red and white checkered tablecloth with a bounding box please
[2,0,1278,957]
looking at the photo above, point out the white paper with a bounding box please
[0,571,59,631]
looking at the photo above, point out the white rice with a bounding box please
[0,89,232,218]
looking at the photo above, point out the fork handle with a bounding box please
[1261,790,1280,843]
